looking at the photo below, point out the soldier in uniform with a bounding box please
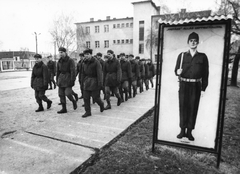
[31,54,52,112]
[119,53,132,102]
[81,49,105,118]
[147,59,156,88]
[175,32,209,141]
[129,54,139,98]
[56,47,77,114]
[103,50,122,109]
[47,55,56,90]
[76,53,85,99]
[96,52,105,99]
[142,58,150,91]
[135,56,145,93]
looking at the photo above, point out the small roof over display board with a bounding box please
[158,14,233,25]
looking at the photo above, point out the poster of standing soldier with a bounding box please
[153,17,231,153]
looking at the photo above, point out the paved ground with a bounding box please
[0,71,155,174]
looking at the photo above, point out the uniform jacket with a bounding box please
[82,57,103,91]
[76,59,84,82]
[120,59,132,82]
[47,60,56,75]
[138,61,145,79]
[104,57,122,87]
[144,63,149,80]
[31,61,49,91]
[56,56,76,87]
[130,60,140,81]
[174,51,209,91]
[148,62,156,78]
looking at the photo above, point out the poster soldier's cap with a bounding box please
[188,32,199,43]
[83,49,93,55]
[34,54,42,58]
[58,47,67,52]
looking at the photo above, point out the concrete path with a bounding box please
[0,71,155,174]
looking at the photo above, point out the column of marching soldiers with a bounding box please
[31,47,156,118]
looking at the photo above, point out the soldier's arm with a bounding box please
[70,59,76,82]
[201,54,209,91]
[42,65,49,88]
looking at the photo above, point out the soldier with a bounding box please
[174,32,209,141]
[56,47,77,114]
[103,50,122,110]
[46,55,56,90]
[142,58,150,91]
[76,53,85,99]
[147,59,156,88]
[31,54,52,112]
[96,52,105,98]
[81,49,105,117]
[135,56,145,93]
[119,53,132,102]
[129,54,139,97]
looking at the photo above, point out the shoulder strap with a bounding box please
[179,52,184,69]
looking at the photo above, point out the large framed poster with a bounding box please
[152,18,232,166]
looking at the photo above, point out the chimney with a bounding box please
[181,9,186,14]
[90,18,94,22]
[106,16,110,20]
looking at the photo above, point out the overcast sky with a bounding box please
[0,0,221,54]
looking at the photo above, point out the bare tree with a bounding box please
[76,25,91,53]
[49,14,76,55]
[215,0,240,86]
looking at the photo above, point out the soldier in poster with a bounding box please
[174,32,209,141]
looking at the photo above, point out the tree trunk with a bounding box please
[230,46,240,86]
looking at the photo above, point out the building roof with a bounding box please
[158,14,232,25]
[132,0,159,11]
[75,17,133,25]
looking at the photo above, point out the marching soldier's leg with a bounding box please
[132,80,137,97]
[35,90,44,112]
[128,80,132,98]
[39,90,52,109]
[66,87,77,110]
[104,86,111,110]
[113,87,122,106]
[123,81,129,101]
[57,87,67,114]
[92,90,105,112]
[82,90,92,118]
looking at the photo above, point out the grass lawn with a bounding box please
[72,85,240,174]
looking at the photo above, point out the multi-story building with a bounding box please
[75,0,211,63]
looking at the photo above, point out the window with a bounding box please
[113,24,116,28]
[121,23,125,28]
[130,39,133,44]
[130,23,133,27]
[95,41,100,48]
[139,21,144,41]
[117,24,120,28]
[139,43,144,54]
[126,23,129,27]
[113,40,116,44]
[122,40,124,44]
[104,40,109,48]
[95,26,99,33]
[126,39,129,44]
[86,41,90,48]
[86,27,90,34]
[104,25,109,32]
[117,40,120,44]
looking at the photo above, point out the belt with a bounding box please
[180,77,201,82]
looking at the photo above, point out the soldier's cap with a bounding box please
[83,49,93,55]
[34,54,42,59]
[135,56,140,60]
[188,32,199,43]
[96,52,102,57]
[119,53,125,56]
[107,50,114,54]
[140,58,146,61]
[58,47,67,52]
[79,53,84,57]
[129,54,134,57]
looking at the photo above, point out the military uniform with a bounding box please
[120,59,132,101]
[129,59,140,97]
[47,59,56,89]
[147,60,156,88]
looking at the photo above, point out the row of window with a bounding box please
[85,22,133,34]
[86,39,133,49]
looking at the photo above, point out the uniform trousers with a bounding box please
[58,87,74,104]
[83,90,103,113]
[179,81,201,129]
[105,86,121,100]
[35,90,49,104]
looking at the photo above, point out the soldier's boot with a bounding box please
[53,81,56,89]
[72,100,77,110]
[129,89,132,98]
[177,128,186,139]
[47,100,52,109]
[104,100,111,110]
[133,88,137,98]
[57,104,67,114]
[187,129,195,141]
[116,94,122,106]
[73,93,78,102]
[82,112,92,118]
[95,98,105,112]
[49,83,52,90]
[125,92,128,102]
[120,90,124,102]
[35,103,44,112]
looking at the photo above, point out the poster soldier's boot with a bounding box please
[105,100,111,110]
[187,129,195,141]
[57,104,67,114]
[47,100,52,109]
[35,103,44,112]
[177,128,186,139]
